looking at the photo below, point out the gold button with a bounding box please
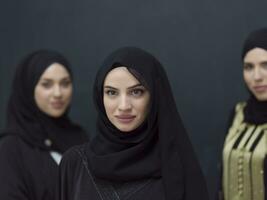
[260,170,264,174]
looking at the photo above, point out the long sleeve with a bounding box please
[216,107,236,200]
[264,156,267,200]
[57,148,79,200]
[0,136,29,200]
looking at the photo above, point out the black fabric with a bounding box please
[242,27,267,59]
[0,135,58,200]
[58,144,166,200]
[84,47,208,200]
[244,95,267,124]
[2,49,88,153]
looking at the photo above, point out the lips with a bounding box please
[50,101,65,109]
[253,85,267,93]
[115,115,136,123]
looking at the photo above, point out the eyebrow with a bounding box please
[104,83,144,90]
[40,77,71,81]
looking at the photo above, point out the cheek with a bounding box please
[135,97,150,116]
[62,87,73,99]
[103,98,117,117]
[243,71,252,87]
[34,88,52,113]
[34,88,51,104]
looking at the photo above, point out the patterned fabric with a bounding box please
[223,102,267,200]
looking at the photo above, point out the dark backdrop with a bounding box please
[1,0,267,198]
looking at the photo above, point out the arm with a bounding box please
[264,156,267,200]
[216,107,236,200]
[57,148,79,200]
[0,136,29,200]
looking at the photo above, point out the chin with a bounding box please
[255,96,267,101]
[116,125,135,133]
[47,110,65,118]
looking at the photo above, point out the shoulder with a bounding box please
[0,135,27,155]
[59,144,89,189]
[0,135,29,174]
[232,101,246,122]
[228,101,246,122]
[234,101,246,112]
[60,143,87,171]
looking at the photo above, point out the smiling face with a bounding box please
[243,47,267,101]
[34,63,73,118]
[103,67,150,132]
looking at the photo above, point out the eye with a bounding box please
[243,63,253,71]
[261,62,267,69]
[105,89,118,97]
[130,88,145,97]
[60,80,72,88]
[41,81,53,88]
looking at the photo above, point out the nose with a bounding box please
[53,85,62,97]
[118,95,132,111]
[253,67,263,82]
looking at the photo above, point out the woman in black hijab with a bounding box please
[58,47,209,200]
[0,50,88,200]
[219,28,267,200]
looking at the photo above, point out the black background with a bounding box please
[1,0,267,198]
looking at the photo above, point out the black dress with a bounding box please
[0,50,89,200]
[0,135,59,200]
[59,144,166,200]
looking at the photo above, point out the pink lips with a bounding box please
[50,101,65,109]
[253,85,267,93]
[115,115,136,123]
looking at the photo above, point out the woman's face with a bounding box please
[243,47,267,101]
[103,67,150,132]
[34,63,73,117]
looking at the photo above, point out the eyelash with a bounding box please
[104,88,146,97]
[243,64,253,71]
[40,80,72,89]
[130,88,145,97]
[105,90,118,96]
[61,80,71,88]
[243,64,267,71]
[41,82,52,88]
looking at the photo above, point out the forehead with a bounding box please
[40,63,70,80]
[244,47,267,63]
[103,67,140,87]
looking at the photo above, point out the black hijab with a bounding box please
[3,50,88,153]
[242,28,267,124]
[86,47,209,200]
